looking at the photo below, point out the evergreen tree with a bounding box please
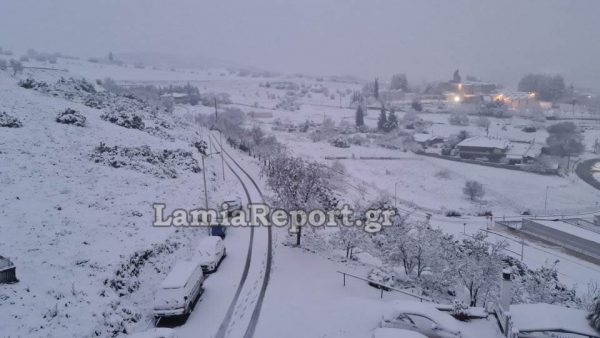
[452,69,462,83]
[355,105,364,127]
[377,107,387,131]
[385,109,399,132]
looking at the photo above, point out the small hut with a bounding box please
[0,256,17,283]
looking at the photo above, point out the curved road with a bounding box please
[576,158,600,190]
[210,132,273,338]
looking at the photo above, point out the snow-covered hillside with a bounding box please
[0,64,244,336]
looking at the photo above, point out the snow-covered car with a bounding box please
[372,328,427,338]
[153,260,204,319]
[194,236,226,273]
[221,197,243,216]
[381,301,462,338]
[127,328,178,338]
[367,267,395,291]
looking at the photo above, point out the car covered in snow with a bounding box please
[221,196,243,216]
[367,267,395,291]
[194,236,226,273]
[127,328,178,338]
[153,260,204,319]
[372,328,427,338]
[381,301,462,338]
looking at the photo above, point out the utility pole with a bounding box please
[214,98,225,181]
[201,156,209,209]
[544,186,550,214]
[214,98,218,121]
[394,182,399,208]
[220,131,225,180]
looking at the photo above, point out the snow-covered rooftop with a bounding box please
[413,133,439,143]
[506,142,543,159]
[160,260,200,289]
[530,219,600,244]
[160,92,188,98]
[510,303,599,337]
[457,136,510,149]
[0,256,14,272]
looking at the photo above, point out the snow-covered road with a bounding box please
[176,132,272,338]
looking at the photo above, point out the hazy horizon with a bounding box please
[1,0,599,90]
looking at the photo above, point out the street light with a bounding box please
[200,150,220,235]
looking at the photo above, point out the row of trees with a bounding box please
[0,59,23,75]
[518,73,566,102]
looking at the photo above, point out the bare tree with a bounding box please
[463,180,485,201]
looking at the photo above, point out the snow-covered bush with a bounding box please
[348,134,368,146]
[90,143,200,178]
[449,112,470,126]
[503,256,580,307]
[100,110,145,130]
[451,299,470,321]
[18,78,48,90]
[589,299,600,331]
[435,169,451,179]
[0,112,22,128]
[275,95,301,111]
[56,108,86,127]
[445,210,462,217]
[367,267,395,290]
[330,136,350,148]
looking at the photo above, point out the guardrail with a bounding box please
[336,270,433,302]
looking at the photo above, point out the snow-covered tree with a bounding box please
[9,59,23,75]
[261,155,337,246]
[463,180,485,201]
[452,233,506,306]
[355,105,364,127]
[449,112,469,126]
[330,225,365,259]
[384,110,399,132]
[377,108,387,131]
[589,298,600,331]
[390,73,408,91]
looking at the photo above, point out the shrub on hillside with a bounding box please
[56,108,86,127]
[100,110,145,130]
[0,112,22,128]
[445,210,462,217]
[18,78,48,90]
[90,143,200,178]
[348,134,368,146]
[330,136,350,148]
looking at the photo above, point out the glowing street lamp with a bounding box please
[453,95,461,103]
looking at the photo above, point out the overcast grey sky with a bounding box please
[1,0,599,89]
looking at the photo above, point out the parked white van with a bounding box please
[195,236,226,273]
[153,260,204,319]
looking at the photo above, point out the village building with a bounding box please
[456,136,511,161]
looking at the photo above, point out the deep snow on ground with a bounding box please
[1,57,599,337]
[0,64,239,336]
